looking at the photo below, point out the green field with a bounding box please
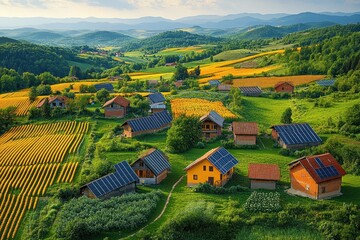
[213,49,259,61]
[67,60,95,71]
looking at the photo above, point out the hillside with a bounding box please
[0,36,19,44]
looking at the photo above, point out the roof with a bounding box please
[272,123,322,146]
[36,96,68,108]
[218,84,231,91]
[274,81,294,88]
[288,153,346,184]
[94,83,114,92]
[209,80,221,86]
[86,161,139,198]
[137,148,171,175]
[185,147,239,175]
[248,163,280,181]
[150,103,167,109]
[232,122,258,135]
[103,96,130,108]
[200,111,224,127]
[121,110,172,133]
[316,80,336,87]
[148,92,166,104]
[239,86,263,96]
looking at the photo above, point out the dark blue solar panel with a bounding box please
[207,147,238,175]
[209,80,220,86]
[126,111,172,133]
[316,80,335,87]
[94,83,114,92]
[315,157,325,168]
[148,93,166,104]
[274,123,322,145]
[143,150,171,176]
[239,86,262,96]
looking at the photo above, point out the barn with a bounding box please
[80,161,139,199]
[37,96,68,109]
[239,86,263,96]
[288,153,346,199]
[102,96,130,118]
[248,163,280,190]
[131,148,171,184]
[147,92,166,104]
[232,122,258,145]
[94,83,114,92]
[200,111,224,140]
[185,147,238,187]
[121,110,172,138]
[274,81,294,93]
[271,123,322,150]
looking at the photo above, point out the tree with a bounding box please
[23,72,39,87]
[28,86,37,102]
[69,66,82,79]
[76,95,91,112]
[38,72,58,85]
[0,106,16,134]
[36,85,52,95]
[281,107,293,124]
[172,64,189,80]
[41,98,51,118]
[166,115,202,153]
[96,89,110,103]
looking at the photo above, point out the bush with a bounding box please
[243,192,282,213]
[193,182,247,194]
[195,141,205,149]
[220,140,259,149]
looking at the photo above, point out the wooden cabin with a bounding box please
[248,163,280,190]
[185,147,238,187]
[239,86,263,96]
[131,148,171,185]
[200,111,224,140]
[80,161,139,199]
[37,96,68,109]
[232,122,258,145]
[288,153,346,199]
[102,96,130,118]
[274,81,294,93]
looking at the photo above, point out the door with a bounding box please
[208,177,214,185]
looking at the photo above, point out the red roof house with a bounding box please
[102,96,130,118]
[248,163,280,190]
[232,122,259,145]
[274,81,294,93]
[37,96,68,109]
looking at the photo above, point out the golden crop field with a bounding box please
[0,121,89,240]
[171,98,237,119]
[0,97,45,116]
[50,81,102,93]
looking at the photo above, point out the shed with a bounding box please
[102,96,130,118]
[94,83,114,92]
[209,80,221,87]
[248,163,280,190]
[274,81,294,93]
[131,148,171,184]
[80,161,139,199]
[149,103,167,114]
[148,80,159,87]
[316,80,336,87]
[200,111,224,140]
[185,147,238,187]
[37,96,68,109]
[148,92,166,104]
[218,84,231,91]
[239,86,263,96]
[232,122,258,145]
[288,153,346,199]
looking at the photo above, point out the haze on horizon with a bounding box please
[0,0,359,19]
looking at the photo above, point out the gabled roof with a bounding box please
[185,147,238,175]
[274,81,294,88]
[94,83,114,92]
[209,80,221,86]
[232,122,258,135]
[239,86,263,96]
[248,163,280,181]
[200,111,224,127]
[86,161,139,198]
[271,123,322,145]
[150,103,167,109]
[103,96,130,108]
[289,153,346,184]
[37,96,68,108]
[136,148,171,175]
[148,92,166,104]
[316,80,336,87]
[121,110,172,133]
[218,84,231,91]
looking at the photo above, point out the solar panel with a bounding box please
[126,111,172,133]
[315,157,325,168]
[209,80,220,86]
[94,83,114,92]
[316,80,335,87]
[142,149,171,175]
[208,147,238,174]
[274,123,322,146]
[148,93,166,104]
[239,86,263,96]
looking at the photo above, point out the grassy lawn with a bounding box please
[67,60,95,71]
[213,49,259,61]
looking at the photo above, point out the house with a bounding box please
[274,81,294,93]
[94,83,114,92]
[288,153,346,199]
[232,122,258,145]
[147,92,166,105]
[239,86,263,96]
[271,123,322,150]
[209,80,221,87]
[108,76,123,81]
[131,148,171,184]
[248,163,280,190]
[102,96,130,118]
[200,111,224,140]
[80,161,139,199]
[218,84,231,91]
[174,80,184,88]
[37,96,68,109]
[185,147,238,187]
[165,62,177,67]
[316,79,336,87]
[150,103,167,114]
[121,110,172,138]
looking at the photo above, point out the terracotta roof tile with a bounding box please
[248,163,280,181]
[274,81,294,88]
[103,96,130,108]
[232,122,258,135]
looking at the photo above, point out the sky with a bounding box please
[0,0,359,19]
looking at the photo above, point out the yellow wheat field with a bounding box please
[50,81,103,92]
[0,97,45,116]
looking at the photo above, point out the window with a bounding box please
[52,102,56,107]
[205,125,210,129]
[282,87,284,90]
[220,174,222,180]
[321,186,326,193]
[59,102,63,106]
[305,184,310,190]
[209,166,213,172]
[203,165,206,171]
[110,103,114,108]
[193,175,198,180]
[214,125,217,130]
[139,161,144,167]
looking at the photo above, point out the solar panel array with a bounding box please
[148,92,166,104]
[313,157,340,180]
[143,149,171,175]
[127,110,172,132]
[239,86,263,96]
[209,80,221,86]
[316,80,336,87]
[274,123,322,145]
[94,83,114,92]
[87,161,139,198]
[208,147,239,174]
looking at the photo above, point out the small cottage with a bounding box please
[288,153,346,199]
[147,92,166,105]
[248,163,280,190]
[94,83,114,92]
[102,96,130,118]
[200,111,224,140]
[232,122,258,145]
[80,161,139,199]
[185,147,239,187]
[149,103,167,114]
[131,148,171,184]
[37,96,68,109]
[274,81,294,93]
[239,86,263,96]
[218,84,231,92]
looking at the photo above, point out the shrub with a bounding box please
[243,192,282,213]
[195,141,205,149]
[193,182,247,194]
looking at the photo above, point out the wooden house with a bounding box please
[94,83,114,92]
[147,92,166,105]
[121,110,172,138]
[218,84,231,92]
[102,96,130,118]
[248,163,280,190]
[200,111,224,140]
[80,161,139,199]
[274,81,294,93]
[185,147,239,187]
[232,122,258,145]
[149,103,167,114]
[271,123,322,150]
[288,153,346,199]
[165,62,177,67]
[37,96,68,109]
[239,86,263,96]
[131,148,171,185]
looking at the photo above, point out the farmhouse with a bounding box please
[271,123,322,150]
[80,161,139,199]
[131,148,171,185]
[148,92,166,104]
[218,84,231,91]
[94,83,114,92]
[185,147,239,187]
[165,62,176,67]
[274,81,294,93]
[239,86,263,96]
[232,122,258,145]
[121,110,172,138]
[248,163,280,190]
[288,153,346,199]
[200,111,224,140]
[102,96,130,118]
[37,96,68,109]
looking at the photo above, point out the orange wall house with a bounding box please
[274,81,294,93]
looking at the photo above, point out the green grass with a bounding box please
[213,49,259,61]
[67,60,94,71]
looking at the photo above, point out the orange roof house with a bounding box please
[274,81,294,93]
[102,96,130,118]
[248,163,280,190]
[37,96,68,109]
[232,122,258,145]
[288,153,346,200]
[185,147,238,187]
